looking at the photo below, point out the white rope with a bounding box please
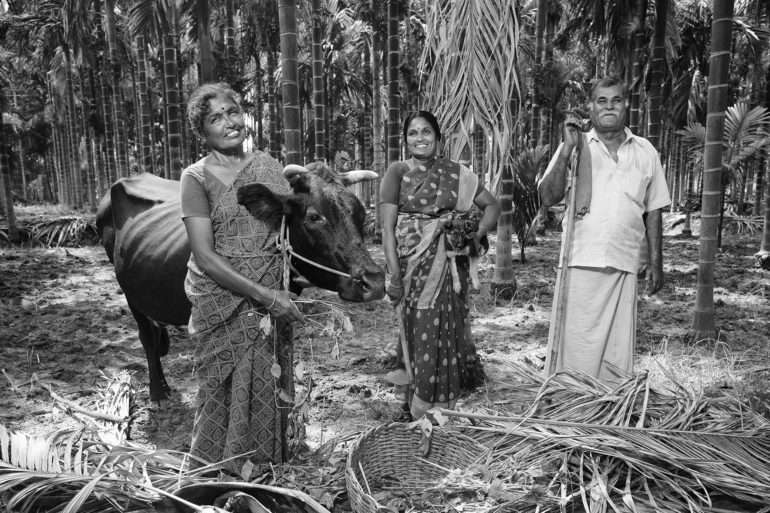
[277,217,353,279]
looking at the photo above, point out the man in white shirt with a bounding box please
[538,76,671,382]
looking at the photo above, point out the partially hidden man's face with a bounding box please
[406,117,438,160]
[202,94,246,152]
[589,85,628,133]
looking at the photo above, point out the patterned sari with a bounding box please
[395,157,479,412]
[185,156,294,471]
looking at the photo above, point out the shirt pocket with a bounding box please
[617,170,650,208]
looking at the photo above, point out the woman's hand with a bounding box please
[266,290,304,323]
[386,278,404,306]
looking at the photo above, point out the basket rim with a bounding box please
[345,422,488,513]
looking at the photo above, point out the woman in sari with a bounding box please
[380,111,500,420]
[180,83,304,472]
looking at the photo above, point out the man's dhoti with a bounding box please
[545,266,637,383]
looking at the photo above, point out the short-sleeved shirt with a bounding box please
[546,128,671,273]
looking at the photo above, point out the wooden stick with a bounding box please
[546,132,584,375]
[48,387,129,424]
[396,303,414,384]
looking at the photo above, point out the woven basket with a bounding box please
[346,422,487,513]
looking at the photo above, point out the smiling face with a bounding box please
[405,116,438,160]
[201,94,246,153]
[589,84,628,133]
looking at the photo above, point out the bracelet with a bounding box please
[267,291,277,309]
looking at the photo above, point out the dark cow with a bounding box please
[96,163,385,401]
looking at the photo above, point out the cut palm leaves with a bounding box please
[0,424,213,513]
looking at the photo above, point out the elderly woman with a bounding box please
[380,110,500,420]
[180,82,303,471]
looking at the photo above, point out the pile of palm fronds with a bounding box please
[429,363,770,512]
[27,216,99,247]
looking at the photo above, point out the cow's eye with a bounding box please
[306,212,325,224]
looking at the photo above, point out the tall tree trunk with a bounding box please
[386,0,401,166]
[278,0,302,165]
[492,164,516,297]
[197,0,215,83]
[756,159,770,269]
[646,0,667,150]
[77,70,96,209]
[531,0,547,148]
[362,44,374,206]
[103,0,129,178]
[223,0,237,84]
[693,0,734,339]
[267,50,280,160]
[62,46,84,206]
[371,2,385,239]
[255,57,265,151]
[163,6,184,179]
[311,0,326,162]
[629,0,648,134]
[0,142,18,242]
[135,34,155,174]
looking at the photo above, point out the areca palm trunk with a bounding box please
[629,0,648,134]
[646,0,667,150]
[0,119,18,241]
[267,49,280,160]
[103,0,129,177]
[77,70,96,208]
[278,0,302,165]
[311,0,326,162]
[492,164,516,296]
[196,0,215,83]
[371,6,385,239]
[162,6,184,179]
[756,160,770,269]
[135,34,154,174]
[693,0,734,339]
[532,0,547,148]
[386,0,401,165]
[62,46,84,206]
[224,0,237,84]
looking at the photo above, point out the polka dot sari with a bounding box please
[395,158,477,409]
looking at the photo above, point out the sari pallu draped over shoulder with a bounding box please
[395,158,479,410]
[185,155,294,470]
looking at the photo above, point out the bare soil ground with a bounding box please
[1,209,769,511]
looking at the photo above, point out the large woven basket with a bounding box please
[345,422,487,513]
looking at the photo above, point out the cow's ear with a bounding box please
[236,183,285,229]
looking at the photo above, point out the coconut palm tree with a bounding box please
[693,0,734,341]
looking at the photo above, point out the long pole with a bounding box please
[546,133,584,375]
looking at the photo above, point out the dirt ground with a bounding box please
[1,210,769,510]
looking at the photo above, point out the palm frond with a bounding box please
[438,362,770,512]
[420,0,522,184]
[28,216,98,247]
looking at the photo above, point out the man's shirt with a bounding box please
[544,128,671,273]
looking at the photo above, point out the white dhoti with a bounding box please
[545,266,637,383]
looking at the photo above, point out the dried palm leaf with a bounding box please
[437,363,770,512]
[0,424,214,513]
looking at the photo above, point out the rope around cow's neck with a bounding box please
[277,216,353,281]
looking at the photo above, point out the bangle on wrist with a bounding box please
[267,291,277,309]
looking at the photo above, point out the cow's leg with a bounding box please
[128,303,172,402]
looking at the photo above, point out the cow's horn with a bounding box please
[340,170,379,186]
[283,164,309,179]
